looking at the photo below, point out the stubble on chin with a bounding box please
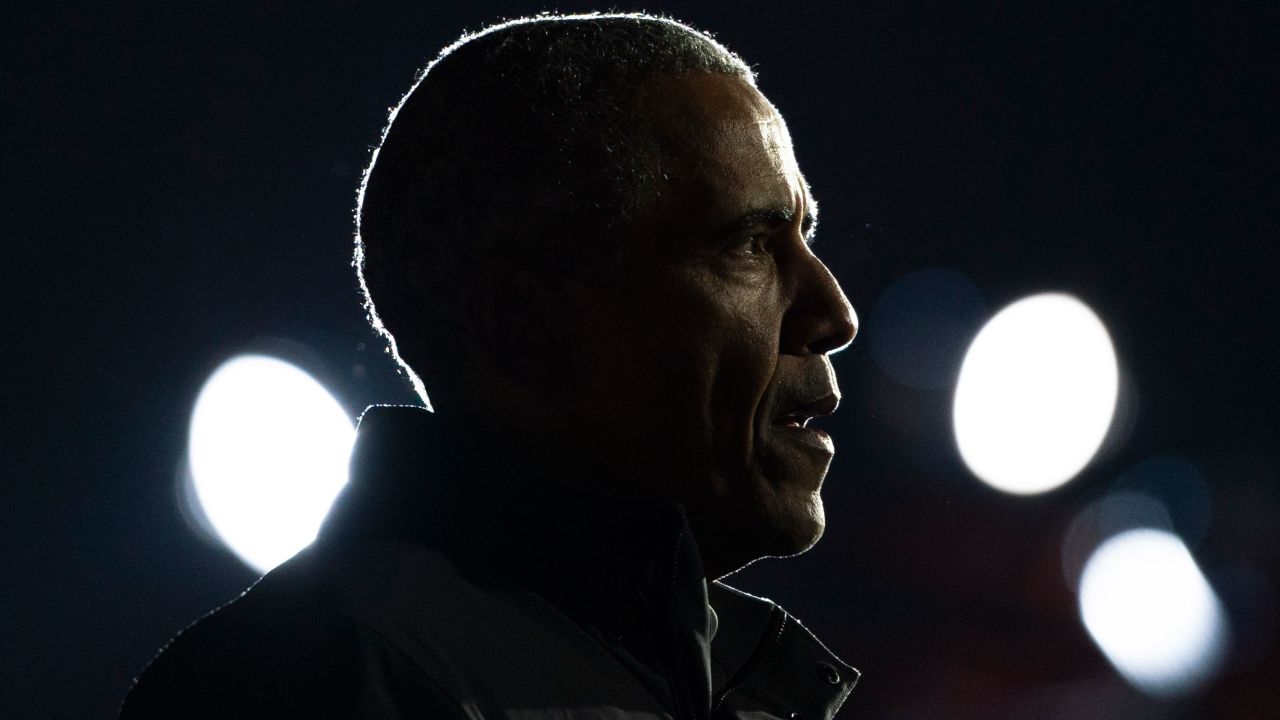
[725,469,827,565]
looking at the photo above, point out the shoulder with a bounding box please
[120,543,471,719]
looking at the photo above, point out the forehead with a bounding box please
[631,74,810,247]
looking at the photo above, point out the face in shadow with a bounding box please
[548,73,858,578]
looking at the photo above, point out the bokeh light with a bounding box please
[188,354,355,572]
[1061,491,1175,593]
[1079,528,1229,698]
[1113,456,1212,547]
[953,293,1118,494]
[868,267,986,390]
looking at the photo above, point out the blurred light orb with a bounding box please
[868,267,986,390]
[1079,528,1229,697]
[188,354,355,573]
[953,293,1118,494]
[1060,491,1175,593]
[1114,456,1213,547]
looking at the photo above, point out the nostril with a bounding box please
[808,313,856,355]
[808,339,833,355]
[809,332,851,356]
[785,315,855,357]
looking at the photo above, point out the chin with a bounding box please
[721,486,827,572]
[689,463,830,577]
[762,489,827,557]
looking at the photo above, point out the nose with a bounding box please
[781,250,858,356]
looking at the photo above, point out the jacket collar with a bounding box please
[319,404,690,600]
[319,405,856,719]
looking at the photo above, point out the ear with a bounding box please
[466,264,577,390]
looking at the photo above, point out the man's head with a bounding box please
[357,13,857,578]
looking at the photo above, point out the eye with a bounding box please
[728,231,770,257]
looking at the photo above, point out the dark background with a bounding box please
[4,2,1277,718]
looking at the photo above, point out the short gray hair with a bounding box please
[354,12,754,402]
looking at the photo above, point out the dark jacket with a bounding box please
[122,405,857,719]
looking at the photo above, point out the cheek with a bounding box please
[660,272,780,402]
[571,270,782,486]
[691,287,784,477]
[706,310,777,418]
[568,283,718,439]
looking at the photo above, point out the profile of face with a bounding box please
[532,73,857,579]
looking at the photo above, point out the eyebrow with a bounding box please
[715,205,820,246]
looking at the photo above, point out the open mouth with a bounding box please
[771,393,838,430]
[773,415,813,429]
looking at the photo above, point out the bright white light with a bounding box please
[188,355,355,572]
[1079,528,1228,698]
[953,293,1118,494]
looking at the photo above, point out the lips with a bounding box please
[771,393,839,429]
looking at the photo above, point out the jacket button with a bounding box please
[816,661,841,685]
